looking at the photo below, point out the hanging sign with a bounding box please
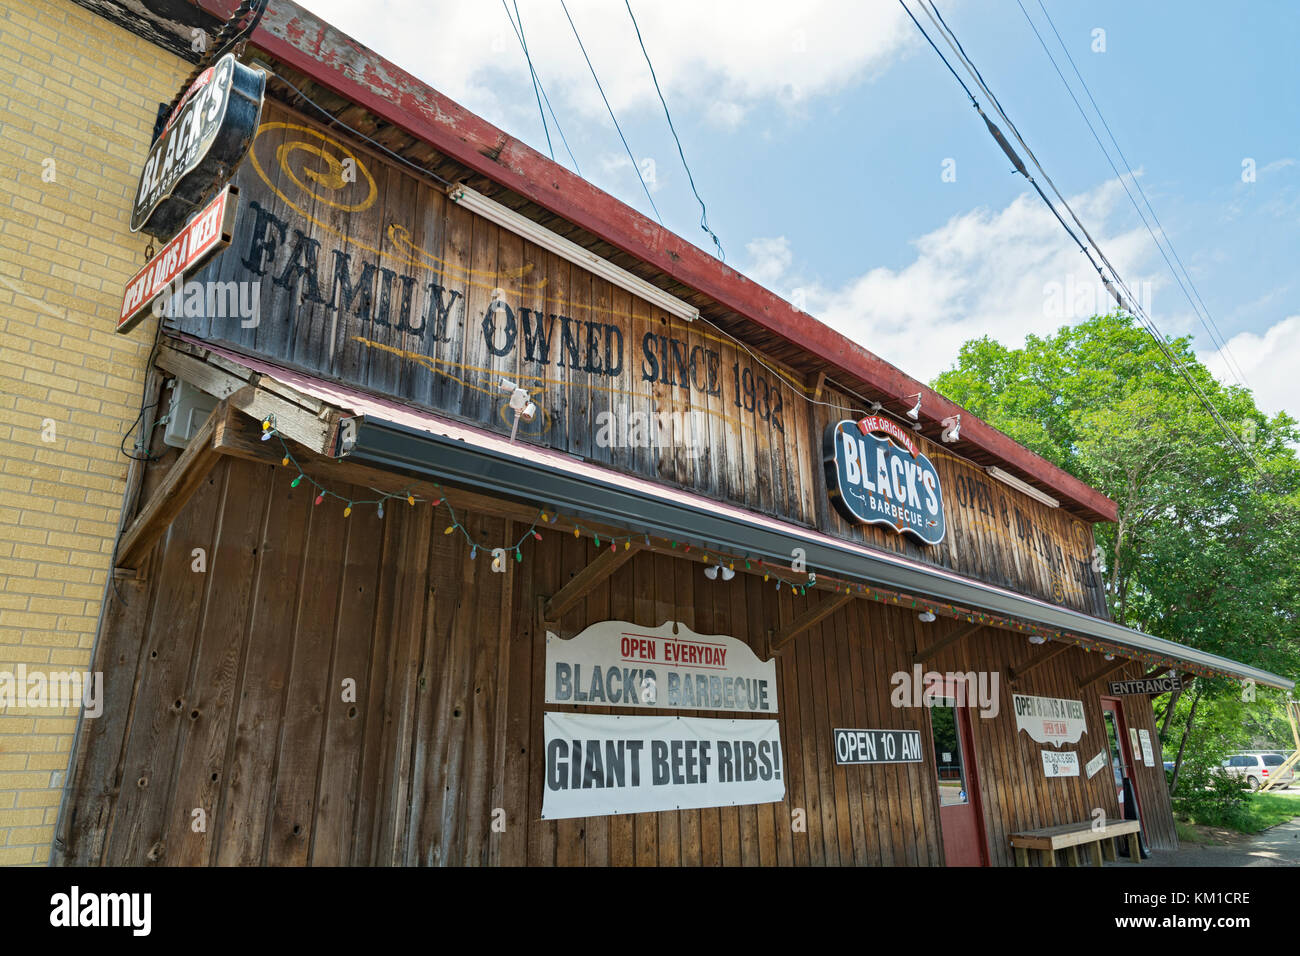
[1042,750,1080,778]
[1138,730,1156,767]
[545,620,777,714]
[1085,750,1107,779]
[131,52,265,239]
[833,728,924,765]
[1108,675,1183,696]
[118,185,238,334]
[540,712,784,820]
[823,418,946,546]
[1012,693,1086,747]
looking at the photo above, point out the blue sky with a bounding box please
[299,0,1299,422]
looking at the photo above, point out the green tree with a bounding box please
[933,312,1300,775]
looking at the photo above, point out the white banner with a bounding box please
[545,620,777,714]
[1085,750,1107,779]
[1139,729,1156,767]
[1012,693,1087,746]
[541,712,785,820]
[1042,750,1080,778]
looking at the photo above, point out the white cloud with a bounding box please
[296,0,917,133]
[748,177,1163,384]
[1200,316,1300,423]
[743,236,793,287]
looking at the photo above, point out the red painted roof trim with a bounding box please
[201,0,1119,523]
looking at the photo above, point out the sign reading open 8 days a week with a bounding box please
[823,416,946,546]
[545,620,777,713]
[541,713,784,820]
[1012,693,1087,747]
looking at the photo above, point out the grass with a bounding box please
[1178,788,1300,836]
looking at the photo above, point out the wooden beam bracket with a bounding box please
[912,621,982,666]
[769,592,853,657]
[542,544,642,623]
[1008,642,1072,684]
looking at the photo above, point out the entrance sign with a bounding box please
[1085,750,1107,779]
[540,712,784,820]
[1138,730,1156,767]
[1042,750,1080,778]
[1012,694,1086,746]
[833,728,923,765]
[132,52,265,239]
[118,186,238,334]
[545,620,777,713]
[823,419,946,546]
[1108,675,1183,696]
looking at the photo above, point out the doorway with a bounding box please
[1100,696,1148,853]
[930,693,987,866]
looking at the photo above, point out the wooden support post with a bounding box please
[1104,837,1117,862]
[1014,846,1028,867]
[1077,657,1132,689]
[913,622,982,666]
[1069,845,1081,867]
[114,400,226,572]
[543,544,641,622]
[1042,848,1056,867]
[1091,842,1103,867]
[1127,832,1141,863]
[1008,642,1071,683]
[769,592,854,656]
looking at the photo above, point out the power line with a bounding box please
[503,0,552,162]
[559,0,662,223]
[624,0,724,260]
[1027,0,1252,391]
[902,1,1259,470]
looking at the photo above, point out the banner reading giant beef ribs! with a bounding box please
[541,713,784,820]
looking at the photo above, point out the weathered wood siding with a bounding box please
[57,455,1171,866]
[168,99,1104,617]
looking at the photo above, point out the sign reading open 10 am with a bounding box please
[823,416,946,546]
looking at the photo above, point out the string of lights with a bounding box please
[258,415,1214,678]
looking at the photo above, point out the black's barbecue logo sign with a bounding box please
[824,416,946,546]
[131,52,264,239]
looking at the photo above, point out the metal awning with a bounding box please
[174,335,1295,691]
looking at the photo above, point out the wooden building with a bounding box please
[53,0,1291,867]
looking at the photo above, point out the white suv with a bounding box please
[1220,752,1294,790]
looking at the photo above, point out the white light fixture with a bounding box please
[703,565,719,581]
[1028,634,1047,645]
[1104,653,1115,661]
[906,393,922,420]
[986,466,1060,509]
[499,377,537,442]
[721,566,735,581]
[447,182,700,323]
[918,610,936,623]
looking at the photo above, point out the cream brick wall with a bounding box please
[0,0,187,864]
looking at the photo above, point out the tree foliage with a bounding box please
[933,312,1300,751]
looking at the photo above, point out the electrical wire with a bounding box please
[1028,0,1252,392]
[624,0,724,260]
[559,0,663,223]
[905,0,1260,471]
[502,0,552,161]
[502,0,582,175]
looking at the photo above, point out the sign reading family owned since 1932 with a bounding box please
[132,52,265,239]
[545,620,777,713]
[1108,675,1184,696]
[823,417,946,546]
[832,728,924,765]
[1012,693,1087,747]
[541,712,784,820]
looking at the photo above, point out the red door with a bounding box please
[930,691,987,866]
[1100,697,1145,826]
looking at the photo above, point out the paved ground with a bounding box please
[1135,819,1300,867]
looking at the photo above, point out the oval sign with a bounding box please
[131,52,265,239]
[822,419,946,546]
